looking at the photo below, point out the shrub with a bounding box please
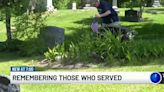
[161,0,164,6]
[0,42,6,51]
[0,39,23,52]
[130,40,164,59]
[18,38,47,56]
[91,31,131,65]
[53,0,84,9]
[0,39,47,56]
[6,39,23,51]
[44,30,94,63]
[0,10,5,21]
[53,0,71,9]
[13,13,46,40]
[44,44,65,62]
[12,12,47,56]
[44,29,164,65]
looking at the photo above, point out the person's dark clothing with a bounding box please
[97,0,119,24]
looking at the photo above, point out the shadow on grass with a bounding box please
[126,57,164,67]
[65,27,91,40]
[0,52,42,62]
[35,66,49,71]
[0,52,48,71]
[1,16,164,67]
[70,16,163,41]
[146,8,164,11]
[145,8,164,14]
[64,17,93,48]
[125,23,164,40]
[73,17,93,25]
[65,17,164,67]
[119,16,154,22]
[0,52,21,62]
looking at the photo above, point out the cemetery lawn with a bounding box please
[0,53,164,92]
[1,8,164,92]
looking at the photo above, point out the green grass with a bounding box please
[0,21,6,41]
[1,8,164,92]
[46,10,97,44]
[21,84,164,92]
[1,52,164,92]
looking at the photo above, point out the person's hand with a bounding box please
[95,14,101,18]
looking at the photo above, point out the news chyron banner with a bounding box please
[10,66,164,84]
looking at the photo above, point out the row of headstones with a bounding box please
[153,0,161,7]
[44,0,161,12]
[28,0,56,12]
[28,0,119,12]
[29,0,162,12]
[73,0,119,12]
[73,0,161,10]
[35,0,161,48]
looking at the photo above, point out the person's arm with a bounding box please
[96,10,111,18]
[100,10,111,17]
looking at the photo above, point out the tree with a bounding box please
[145,0,153,7]
[0,0,28,41]
[139,0,145,18]
[0,0,19,41]
[125,0,145,18]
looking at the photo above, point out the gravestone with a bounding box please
[46,0,54,12]
[83,4,96,10]
[28,0,55,12]
[83,0,96,10]
[153,0,161,7]
[40,26,65,48]
[125,10,140,22]
[28,0,37,12]
[112,0,119,13]
[72,2,77,10]
[84,3,90,8]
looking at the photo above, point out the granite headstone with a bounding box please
[72,3,77,10]
[40,26,64,48]
[153,0,161,7]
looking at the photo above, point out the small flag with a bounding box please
[91,18,99,33]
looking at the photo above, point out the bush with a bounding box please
[0,39,47,56]
[53,0,84,9]
[18,38,47,56]
[44,31,127,63]
[11,12,47,56]
[44,30,94,63]
[44,29,164,65]
[13,13,46,40]
[119,1,141,8]
[0,42,6,51]
[6,39,23,51]
[0,39,23,52]
[161,0,164,6]
[44,44,65,62]
[130,40,164,58]
[53,0,71,9]
[0,10,5,21]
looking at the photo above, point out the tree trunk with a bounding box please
[5,7,12,41]
[140,0,145,18]
[5,7,12,40]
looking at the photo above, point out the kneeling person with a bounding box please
[94,0,120,28]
